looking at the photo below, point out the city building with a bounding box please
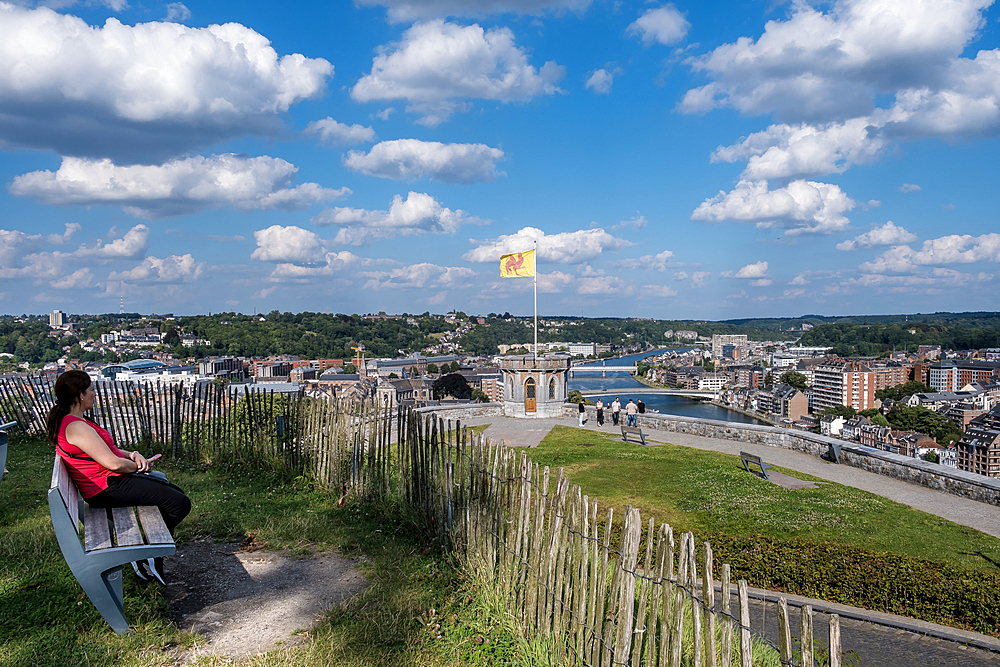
[956,404,1000,478]
[711,334,748,359]
[812,360,877,412]
[499,353,570,418]
[49,310,64,327]
[927,360,1000,392]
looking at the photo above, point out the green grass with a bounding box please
[0,435,541,667]
[528,426,1000,573]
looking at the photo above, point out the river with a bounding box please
[568,349,767,425]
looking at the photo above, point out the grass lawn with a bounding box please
[0,435,541,667]
[528,426,1000,573]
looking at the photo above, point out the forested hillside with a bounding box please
[798,321,1000,357]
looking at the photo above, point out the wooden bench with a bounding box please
[47,456,176,634]
[740,451,773,481]
[0,421,15,487]
[620,424,647,446]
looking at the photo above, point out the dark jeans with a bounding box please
[612,412,619,425]
[88,473,192,536]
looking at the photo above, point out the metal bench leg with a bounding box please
[84,566,130,634]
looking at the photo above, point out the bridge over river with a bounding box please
[568,365,636,377]
[578,387,718,400]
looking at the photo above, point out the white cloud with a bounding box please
[734,261,769,278]
[611,214,647,231]
[859,233,1000,273]
[679,0,990,122]
[0,223,80,265]
[354,0,593,23]
[711,117,886,180]
[790,273,809,285]
[304,118,376,146]
[375,108,396,120]
[626,4,690,46]
[164,3,191,21]
[899,183,921,192]
[585,68,621,95]
[107,254,204,283]
[351,20,564,126]
[750,278,773,287]
[0,5,332,161]
[691,271,711,286]
[360,263,477,290]
[313,191,484,245]
[464,226,633,264]
[50,267,94,290]
[343,139,505,184]
[692,179,856,235]
[75,224,149,259]
[643,284,679,297]
[264,251,389,282]
[9,154,349,218]
[836,221,917,251]
[617,249,675,271]
[251,225,327,264]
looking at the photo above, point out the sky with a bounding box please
[1,0,1000,320]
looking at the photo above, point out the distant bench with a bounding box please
[621,424,647,446]
[48,456,176,634]
[0,421,15,487]
[740,451,774,481]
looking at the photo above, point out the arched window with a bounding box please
[525,377,536,398]
[549,377,556,400]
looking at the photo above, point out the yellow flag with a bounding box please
[500,249,536,278]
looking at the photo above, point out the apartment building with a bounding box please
[711,334,748,359]
[927,360,1000,392]
[956,405,1000,478]
[811,360,876,412]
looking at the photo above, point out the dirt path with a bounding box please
[163,539,369,662]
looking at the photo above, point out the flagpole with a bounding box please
[533,238,538,362]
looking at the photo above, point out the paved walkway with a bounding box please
[455,413,1000,665]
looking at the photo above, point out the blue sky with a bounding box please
[2,0,999,319]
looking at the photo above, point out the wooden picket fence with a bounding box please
[1,373,842,665]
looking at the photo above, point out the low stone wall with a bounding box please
[416,403,504,420]
[633,411,1000,507]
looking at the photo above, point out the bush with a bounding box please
[709,533,1000,636]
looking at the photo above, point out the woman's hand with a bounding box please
[130,451,149,473]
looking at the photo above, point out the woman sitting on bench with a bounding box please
[47,370,191,584]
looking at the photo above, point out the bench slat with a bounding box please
[55,459,82,535]
[83,504,113,552]
[136,505,173,545]
[111,507,144,547]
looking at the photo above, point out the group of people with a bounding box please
[579,396,645,427]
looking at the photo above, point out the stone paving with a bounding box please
[453,412,1000,665]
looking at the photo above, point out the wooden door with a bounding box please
[524,377,536,413]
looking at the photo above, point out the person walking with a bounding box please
[595,399,604,426]
[625,399,638,427]
[578,399,587,426]
[611,397,621,426]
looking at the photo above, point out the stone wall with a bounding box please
[631,410,1000,507]
[417,403,504,420]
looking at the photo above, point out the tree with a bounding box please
[778,371,808,392]
[876,380,933,401]
[432,373,472,400]
[821,405,856,418]
[162,328,181,346]
[471,388,489,403]
[449,360,460,373]
[344,363,356,374]
[388,372,399,379]
[567,390,584,404]
[764,371,774,387]
[885,403,963,444]
[427,363,439,374]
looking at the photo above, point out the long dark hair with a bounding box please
[47,370,92,446]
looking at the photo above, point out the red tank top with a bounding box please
[57,415,127,498]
